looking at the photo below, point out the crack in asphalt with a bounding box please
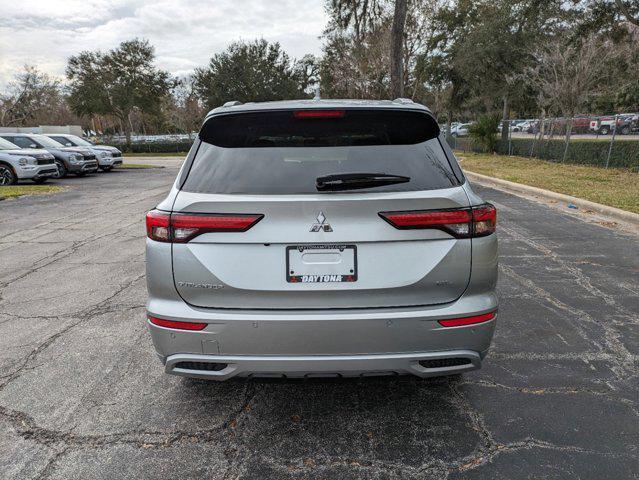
[0,272,145,390]
[500,264,637,380]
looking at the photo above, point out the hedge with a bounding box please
[448,136,639,169]
[108,141,193,154]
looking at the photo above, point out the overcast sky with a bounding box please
[0,0,328,88]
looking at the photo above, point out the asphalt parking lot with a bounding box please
[1,159,638,479]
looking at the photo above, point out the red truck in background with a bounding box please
[589,114,639,135]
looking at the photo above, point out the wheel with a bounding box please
[621,126,630,135]
[600,126,610,135]
[55,160,67,178]
[100,166,113,172]
[32,178,48,184]
[0,164,17,185]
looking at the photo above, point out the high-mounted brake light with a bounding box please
[145,210,263,243]
[438,311,496,327]
[148,316,207,331]
[293,110,345,119]
[379,204,496,238]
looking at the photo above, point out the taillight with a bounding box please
[379,204,496,238]
[145,210,263,243]
[438,311,496,327]
[293,109,345,119]
[148,316,207,331]
[171,213,264,242]
[146,210,170,242]
[471,204,497,237]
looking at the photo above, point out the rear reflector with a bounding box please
[438,311,496,327]
[146,210,263,243]
[148,316,207,331]
[293,109,345,119]
[379,204,496,238]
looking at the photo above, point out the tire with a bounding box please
[600,126,610,135]
[621,126,630,135]
[100,166,113,172]
[32,178,48,184]
[0,163,17,185]
[55,160,67,178]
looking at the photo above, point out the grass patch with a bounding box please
[123,152,186,157]
[0,185,65,200]
[119,164,163,169]
[457,152,639,214]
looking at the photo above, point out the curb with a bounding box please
[465,171,639,227]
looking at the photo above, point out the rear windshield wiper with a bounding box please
[316,172,411,191]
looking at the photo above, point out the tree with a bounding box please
[167,77,206,137]
[469,114,500,152]
[320,21,392,98]
[390,0,408,98]
[614,0,639,27]
[295,54,321,95]
[321,0,441,100]
[325,0,385,42]
[193,39,310,110]
[0,66,73,127]
[66,39,173,149]
[525,34,611,160]
[451,1,564,141]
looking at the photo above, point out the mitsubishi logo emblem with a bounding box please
[310,211,333,232]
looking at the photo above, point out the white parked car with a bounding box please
[516,120,536,133]
[0,137,58,185]
[451,123,471,137]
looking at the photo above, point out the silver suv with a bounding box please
[45,134,123,171]
[0,137,58,184]
[146,99,498,380]
[0,133,99,178]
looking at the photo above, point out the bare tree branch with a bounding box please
[615,0,639,27]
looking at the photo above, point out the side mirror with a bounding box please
[66,142,73,147]
[30,144,38,149]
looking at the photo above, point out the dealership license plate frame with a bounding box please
[286,244,358,283]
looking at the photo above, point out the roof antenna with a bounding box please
[313,82,321,101]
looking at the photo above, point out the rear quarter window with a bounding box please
[182,109,461,195]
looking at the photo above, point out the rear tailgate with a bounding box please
[171,107,471,310]
[171,189,471,309]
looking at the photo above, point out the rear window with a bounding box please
[182,109,461,194]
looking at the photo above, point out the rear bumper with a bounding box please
[163,349,484,380]
[147,293,498,380]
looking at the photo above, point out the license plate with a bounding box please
[287,244,357,283]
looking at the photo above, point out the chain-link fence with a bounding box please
[447,114,639,170]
